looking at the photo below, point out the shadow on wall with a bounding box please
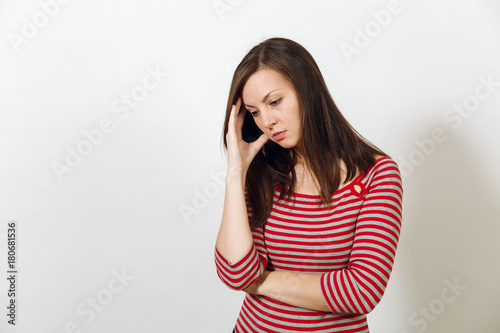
[399,128,500,333]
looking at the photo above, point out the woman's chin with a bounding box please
[275,141,296,149]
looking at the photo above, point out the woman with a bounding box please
[214,37,403,333]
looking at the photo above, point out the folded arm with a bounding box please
[245,160,403,314]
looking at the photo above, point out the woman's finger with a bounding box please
[252,132,270,152]
[227,104,236,136]
[235,97,242,114]
[235,97,246,129]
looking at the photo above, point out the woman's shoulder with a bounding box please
[367,154,402,182]
[373,154,399,168]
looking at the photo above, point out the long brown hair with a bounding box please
[221,37,386,229]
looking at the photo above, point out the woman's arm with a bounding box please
[215,97,268,264]
[244,270,331,312]
[214,170,270,292]
[215,172,254,264]
[214,97,270,290]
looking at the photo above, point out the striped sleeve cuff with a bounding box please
[214,242,265,291]
[320,269,379,314]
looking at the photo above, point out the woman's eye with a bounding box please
[249,111,258,116]
[270,98,281,106]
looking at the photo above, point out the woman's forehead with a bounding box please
[243,69,293,98]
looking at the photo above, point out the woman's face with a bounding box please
[242,68,302,151]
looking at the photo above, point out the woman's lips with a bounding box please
[273,131,286,140]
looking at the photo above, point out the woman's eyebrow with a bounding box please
[243,89,281,108]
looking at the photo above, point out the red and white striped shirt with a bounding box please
[215,156,403,333]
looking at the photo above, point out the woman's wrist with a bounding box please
[225,170,247,186]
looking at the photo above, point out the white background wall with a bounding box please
[1,0,499,332]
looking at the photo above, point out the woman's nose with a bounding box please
[261,111,277,129]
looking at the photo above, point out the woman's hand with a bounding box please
[226,97,269,177]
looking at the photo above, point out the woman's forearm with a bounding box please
[215,172,254,264]
[252,270,332,312]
